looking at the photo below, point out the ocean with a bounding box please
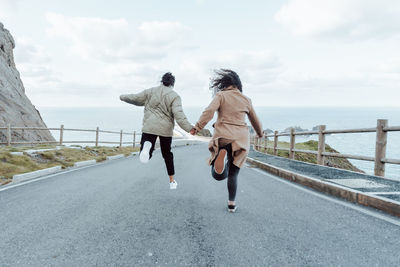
[39,106,400,180]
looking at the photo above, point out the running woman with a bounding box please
[120,72,194,189]
[191,69,263,212]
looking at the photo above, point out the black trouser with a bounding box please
[140,133,174,176]
[211,144,240,201]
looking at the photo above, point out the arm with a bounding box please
[248,101,263,137]
[194,94,221,131]
[120,89,149,106]
[171,96,193,133]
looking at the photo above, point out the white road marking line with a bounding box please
[247,167,400,227]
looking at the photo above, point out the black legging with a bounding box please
[211,144,240,201]
[140,133,174,176]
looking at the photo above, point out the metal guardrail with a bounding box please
[252,119,399,178]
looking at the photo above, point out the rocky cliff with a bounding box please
[0,22,55,144]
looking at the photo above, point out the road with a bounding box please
[1,144,400,266]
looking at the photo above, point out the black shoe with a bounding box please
[228,204,237,213]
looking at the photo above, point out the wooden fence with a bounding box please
[252,119,400,178]
[0,124,142,147]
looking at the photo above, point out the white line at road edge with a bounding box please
[248,167,400,227]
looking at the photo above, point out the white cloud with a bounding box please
[257,61,400,107]
[46,13,192,62]
[378,59,400,75]
[275,0,400,40]
[202,50,282,90]
[14,38,50,64]
[138,21,190,45]
[46,13,132,61]
[14,37,60,94]
[37,13,197,106]
[154,50,285,107]
[0,0,20,19]
[11,7,396,108]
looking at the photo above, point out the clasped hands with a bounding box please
[190,128,198,135]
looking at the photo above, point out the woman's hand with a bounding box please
[190,128,198,135]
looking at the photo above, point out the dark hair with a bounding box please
[210,69,242,93]
[161,72,175,87]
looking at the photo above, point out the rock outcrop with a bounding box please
[0,22,55,144]
[283,126,309,133]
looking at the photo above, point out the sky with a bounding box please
[1,0,400,108]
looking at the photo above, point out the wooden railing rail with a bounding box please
[253,119,400,177]
[384,126,400,132]
[0,124,142,148]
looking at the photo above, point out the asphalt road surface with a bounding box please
[1,144,400,266]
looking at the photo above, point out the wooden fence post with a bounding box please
[95,127,99,147]
[374,119,388,177]
[317,125,326,165]
[119,130,123,147]
[255,136,258,150]
[7,124,11,146]
[289,128,295,159]
[264,135,267,152]
[59,124,64,145]
[133,131,136,148]
[273,131,278,156]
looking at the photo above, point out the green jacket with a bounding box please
[120,84,193,137]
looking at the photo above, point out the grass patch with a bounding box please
[0,153,59,183]
[0,145,139,184]
[257,140,363,173]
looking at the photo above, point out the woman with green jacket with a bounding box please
[120,72,194,189]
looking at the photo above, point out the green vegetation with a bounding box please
[257,140,363,173]
[0,146,139,185]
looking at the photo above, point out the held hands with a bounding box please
[190,128,198,135]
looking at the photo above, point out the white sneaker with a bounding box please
[170,180,178,190]
[139,141,152,163]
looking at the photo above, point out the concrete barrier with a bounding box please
[73,159,96,168]
[10,152,24,156]
[106,154,125,161]
[12,166,62,183]
[246,157,400,218]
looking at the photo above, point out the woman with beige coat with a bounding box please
[191,69,263,212]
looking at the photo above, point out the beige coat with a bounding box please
[120,85,193,137]
[194,87,263,168]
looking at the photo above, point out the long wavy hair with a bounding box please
[210,69,242,96]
